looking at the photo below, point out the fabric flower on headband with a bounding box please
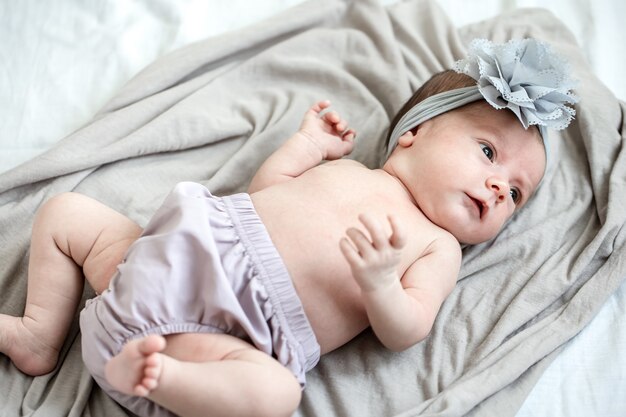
[454,38,578,131]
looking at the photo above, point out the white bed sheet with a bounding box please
[1,1,624,416]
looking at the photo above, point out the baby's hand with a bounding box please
[339,214,406,292]
[298,100,356,160]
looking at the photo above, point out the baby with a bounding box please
[0,39,576,417]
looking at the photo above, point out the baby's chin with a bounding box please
[429,211,506,245]
[452,228,500,246]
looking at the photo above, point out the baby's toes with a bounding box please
[133,365,160,397]
[142,375,159,391]
[144,356,162,379]
[143,352,164,389]
[133,383,151,397]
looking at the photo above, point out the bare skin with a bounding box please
[105,333,302,417]
[0,192,141,376]
[0,100,546,416]
[106,335,165,397]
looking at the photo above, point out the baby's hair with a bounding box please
[386,70,475,147]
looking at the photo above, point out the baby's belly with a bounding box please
[291,272,370,354]
[251,206,367,352]
[249,177,397,353]
[270,227,371,353]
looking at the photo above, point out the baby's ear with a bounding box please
[397,129,416,147]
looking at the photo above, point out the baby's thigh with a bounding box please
[162,332,254,363]
[83,231,140,294]
[163,332,302,411]
[82,222,142,294]
[43,192,142,293]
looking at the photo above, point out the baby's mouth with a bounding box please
[468,195,484,218]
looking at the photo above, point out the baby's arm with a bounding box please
[248,100,355,193]
[339,214,460,351]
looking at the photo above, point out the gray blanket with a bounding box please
[1,0,625,416]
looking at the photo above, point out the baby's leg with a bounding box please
[0,192,141,375]
[105,333,302,417]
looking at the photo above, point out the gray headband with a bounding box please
[386,86,484,159]
[386,38,578,160]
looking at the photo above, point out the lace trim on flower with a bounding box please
[454,38,578,131]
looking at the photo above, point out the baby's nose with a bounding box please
[486,177,510,203]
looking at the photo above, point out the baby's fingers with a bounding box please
[335,118,349,133]
[320,109,351,131]
[339,237,364,267]
[311,100,332,114]
[319,109,340,124]
[342,128,356,141]
[345,227,375,257]
[358,214,387,249]
[334,116,356,138]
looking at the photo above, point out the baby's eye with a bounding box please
[510,188,521,204]
[479,143,494,161]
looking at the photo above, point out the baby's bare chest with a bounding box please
[250,165,443,349]
[252,162,444,352]
[251,164,437,291]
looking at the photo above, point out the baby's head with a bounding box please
[384,39,577,245]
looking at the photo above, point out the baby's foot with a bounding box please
[0,314,59,375]
[105,334,166,397]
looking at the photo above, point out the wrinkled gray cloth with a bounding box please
[0,1,624,416]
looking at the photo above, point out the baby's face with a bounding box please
[394,102,546,244]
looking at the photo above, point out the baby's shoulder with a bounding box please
[430,230,462,258]
[402,226,461,289]
[321,159,367,169]
[412,218,461,262]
